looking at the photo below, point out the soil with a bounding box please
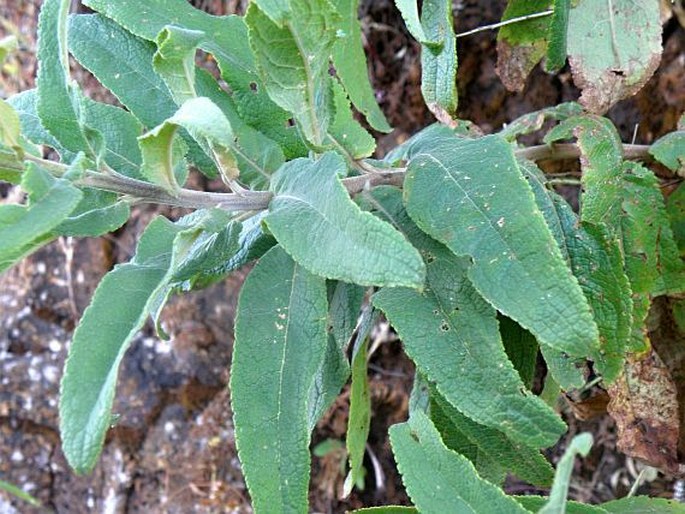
[1,1,684,513]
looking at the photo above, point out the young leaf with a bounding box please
[0,165,82,273]
[521,160,631,384]
[390,411,530,514]
[330,0,392,132]
[328,281,365,350]
[153,25,204,105]
[404,133,599,358]
[245,0,337,147]
[138,121,187,194]
[368,187,565,448]
[650,131,685,175]
[566,0,661,113]
[0,99,21,152]
[59,217,179,473]
[231,245,328,514]
[499,102,582,142]
[82,0,306,159]
[420,0,458,119]
[36,0,97,155]
[538,433,593,514]
[343,307,375,497]
[266,152,425,288]
[67,14,214,175]
[430,389,555,488]
[7,89,72,160]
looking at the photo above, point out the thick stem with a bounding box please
[22,142,653,213]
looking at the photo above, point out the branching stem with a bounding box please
[22,142,652,213]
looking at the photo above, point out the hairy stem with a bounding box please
[22,142,652,212]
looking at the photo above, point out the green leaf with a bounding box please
[343,307,374,496]
[390,411,530,514]
[57,188,130,237]
[650,131,685,175]
[429,390,506,486]
[368,186,564,448]
[67,14,214,176]
[81,97,144,179]
[545,0,570,72]
[138,120,187,193]
[566,0,661,113]
[420,0,458,118]
[499,102,582,142]
[327,78,376,160]
[266,152,425,288]
[539,433,593,514]
[404,133,599,358]
[348,508,418,514]
[328,281,365,349]
[521,160,631,384]
[514,496,607,513]
[153,25,204,105]
[7,89,71,159]
[330,0,391,132]
[430,389,554,488]
[545,115,624,229]
[0,99,21,152]
[36,0,97,155]
[500,315,538,389]
[667,182,685,256]
[601,497,685,513]
[394,0,436,46]
[82,0,306,159]
[0,34,18,63]
[0,165,82,273]
[59,217,179,473]
[496,0,552,91]
[231,245,328,514]
[246,0,336,147]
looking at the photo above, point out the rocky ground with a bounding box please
[1,1,684,512]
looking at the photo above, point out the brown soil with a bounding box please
[1,1,684,513]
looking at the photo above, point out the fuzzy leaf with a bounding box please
[431,390,555,487]
[390,411,530,514]
[246,0,337,147]
[601,497,685,513]
[496,0,552,91]
[545,115,624,229]
[68,14,215,175]
[0,165,82,273]
[60,217,179,473]
[522,160,632,384]
[545,0,570,72]
[327,78,376,159]
[266,152,425,288]
[539,433,593,514]
[56,188,130,237]
[368,186,565,448]
[420,0,458,118]
[404,133,599,358]
[650,131,685,175]
[36,0,96,155]
[343,307,375,496]
[231,245,328,514]
[330,0,391,132]
[566,0,661,113]
[153,25,204,105]
[83,0,306,158]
